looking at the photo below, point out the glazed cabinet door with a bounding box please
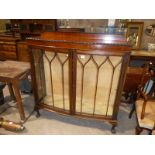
[30,48,126,117]
[31,48,71,114]
[75,50,123,117]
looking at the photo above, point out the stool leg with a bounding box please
[12,81,25,121]
[8,83,16,101]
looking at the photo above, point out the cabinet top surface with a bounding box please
[27,32,129,45]
[27,32,131,53]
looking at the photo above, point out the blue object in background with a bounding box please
[20,79,32,94]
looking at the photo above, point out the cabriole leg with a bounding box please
[36,108,40,118]
[111,124,117,134]
[34,106,41,118]
[135,126,143,135]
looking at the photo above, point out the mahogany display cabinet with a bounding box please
[27,32,131,133]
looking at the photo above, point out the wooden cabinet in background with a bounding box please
[10,19,57,40]
[17,41,30,62]
[0,19,57,61]
[0,35,20,60]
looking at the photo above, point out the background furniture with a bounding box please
[17,41,30,62]
[130,50,155,97]
[0,60,30,121]
[125,22,144,50]
[0,34,20,60]
[130,50,155,66]
[127,62,155,134]
[0,19,57,61]
[123,66,151,104]
[27,32,131,133]
[129,81,155,135]
[10,19,57,40]
[145,24,155,37]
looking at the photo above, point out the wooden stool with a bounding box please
[0,60,31,121]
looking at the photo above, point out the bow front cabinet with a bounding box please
[27,32,131,132]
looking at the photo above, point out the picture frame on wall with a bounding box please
[126,22,144,50]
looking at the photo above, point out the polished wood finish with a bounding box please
[0,117,25,132]
[124,67,151,93]
[17,41,30,62]
[123,66,151,104]
[27,32,131,131]
[0,60,31,121]
[27,32,130,52]
[0,35,20,60]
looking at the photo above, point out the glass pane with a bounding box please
[43,51,70,111]
[76,53,122,116]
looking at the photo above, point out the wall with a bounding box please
[58,19,108,32]
[58,19,108,27]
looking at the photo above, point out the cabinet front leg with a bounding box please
[111,123,117,134]
[135,126,143,135]
[34,106,41,118]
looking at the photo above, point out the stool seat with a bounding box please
[0,60,31,121]
[0,60,30,80]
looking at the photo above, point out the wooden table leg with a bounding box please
[8,83,16,101]
[12,80,25,121]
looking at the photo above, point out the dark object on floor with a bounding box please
[0,117,25,132]
[0,82,6,105]
[20,79,32,94]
